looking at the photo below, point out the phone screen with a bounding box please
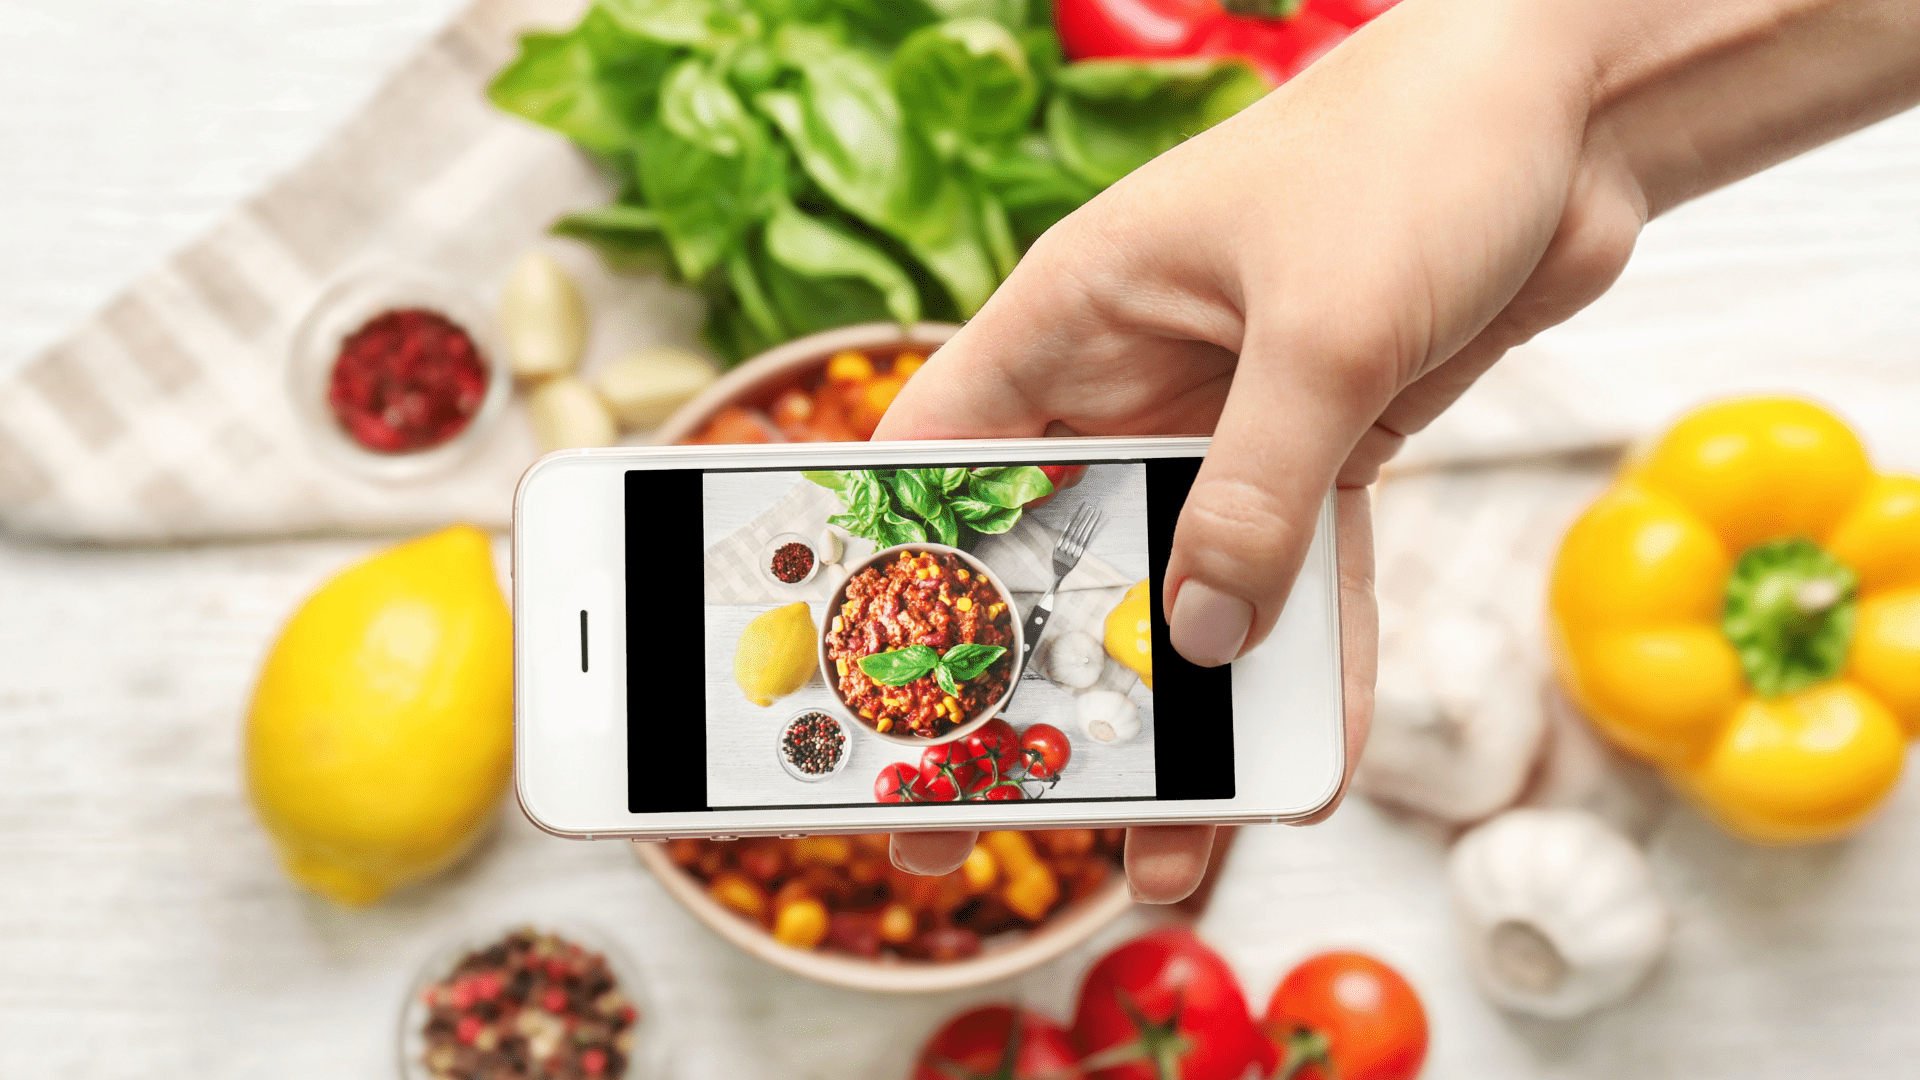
[626,457,1233,814]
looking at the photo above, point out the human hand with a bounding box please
[880,0,1920,901]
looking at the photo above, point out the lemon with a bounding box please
[735,601,818,706]
[246,525,512,906]
[1104,579,1154,689]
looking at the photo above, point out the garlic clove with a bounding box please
[528,375,617,452]
[593,345,718,431]
[817,525,845,566]
[1076,689,1141,743]
[500,251,588,379]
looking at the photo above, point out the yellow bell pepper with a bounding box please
[1105,579,1154,688]
[1550,397,1920,843]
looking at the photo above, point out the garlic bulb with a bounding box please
[1042,631,1104,690]
[527,376,617,452]
[500,251,588,378]
[1354,610,1546,824]
[1449,808,1668,1018]
[593,345,717,431]
[1077,690,1141,743]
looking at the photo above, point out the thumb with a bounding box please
[1164,332,1386,666]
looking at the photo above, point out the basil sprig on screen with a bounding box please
[489,0,1266,362]
[859,642,1009,695]
[805,466,1051,548]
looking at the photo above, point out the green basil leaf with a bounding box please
[633,120,787,281]
[927,501,960,546]
[821,0,941,46]
[803,470,852,491]
[601,0,758,51]
[700,288,780,362]
[926,0,1028,30]
[892,468,944,523]
[552,204,676,276]
[969,465,1051,507]
[859,645,940,685]
[939,468,969,493]
[891,18,1038,159]
[934,663,961,697]
[726,247,788,344]
[940,642,1008,681]
[1047,58,1268,187]
[660,57,762,157]
[488,8,670,158]
[763,205,921,328]
[950,497,1021,533]
[883,509,928,545]
[755,29,1000,315]
[968,133,1096,248]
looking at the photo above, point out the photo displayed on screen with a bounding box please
[700,462,1158,810]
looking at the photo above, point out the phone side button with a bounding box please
[709,835,737,842]
[779,833,807,839]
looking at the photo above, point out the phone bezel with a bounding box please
[513,436,1345,840]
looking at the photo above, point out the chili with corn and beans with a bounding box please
[826,550,1013,738]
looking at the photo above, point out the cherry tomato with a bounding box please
[1025,464,1091,509]
[982,782,1026,801]
[875,762,925,803]
[920,742,982,801]
[1072,927,1276,1080]
[1263,952,1427,1080]
[1020,724,1072,781]
[913,1005,1084,1080]
[965,717,1025,782]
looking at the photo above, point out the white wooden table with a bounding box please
[5,3,1920,1077]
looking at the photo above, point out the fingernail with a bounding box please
[1169,579,1251,667]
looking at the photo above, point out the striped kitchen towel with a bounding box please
[0,0,700,544]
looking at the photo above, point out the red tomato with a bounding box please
[875,762,925,803]
[1072,927,1276,1080]
[1307,0,1401,28]
[966,717,1025,782]
[913,1005,1084,1080]
[1025,464,1091,509]
[982,782,1026,801]
[1263,952,1427,1080]
[1020,724,1072,781]
[920,742,982,801]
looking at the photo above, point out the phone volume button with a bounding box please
[708,835,737,842]
[779,833,806,839]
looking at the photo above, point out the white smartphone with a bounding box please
[512,436,1343,840]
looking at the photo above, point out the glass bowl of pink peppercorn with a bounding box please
[398,921,656,1080]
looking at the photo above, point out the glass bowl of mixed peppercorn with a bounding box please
[399,922,651,1080]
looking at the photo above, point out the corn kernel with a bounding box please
[893,353,926,377]
[835,658,849,676]
[955,597,972,612]
[876,717,893,732]
[1003,866,1060,921]
[942,696,959,711]
[706,872,769,923]
[962,845,999,892]
[772,898,829,949]
[955,569,969,580]
[831,616,844,633]
[988,603,1005,618]
[825,351,875,383]
[878,903,917,944]
[860,708,874,719]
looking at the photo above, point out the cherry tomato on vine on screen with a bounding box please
[920,741,983,801]
[912,1005,1084,1080]
[1263,952,1428,1080]
[875,762,925,803]
[1020,723,1072,781]
[965,717,1026,782]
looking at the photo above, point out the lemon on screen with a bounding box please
[1105,579,1154,689]
[246,525,512,906]
[736,601,818,706]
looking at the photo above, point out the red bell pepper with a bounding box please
[1055,0,1398,86]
